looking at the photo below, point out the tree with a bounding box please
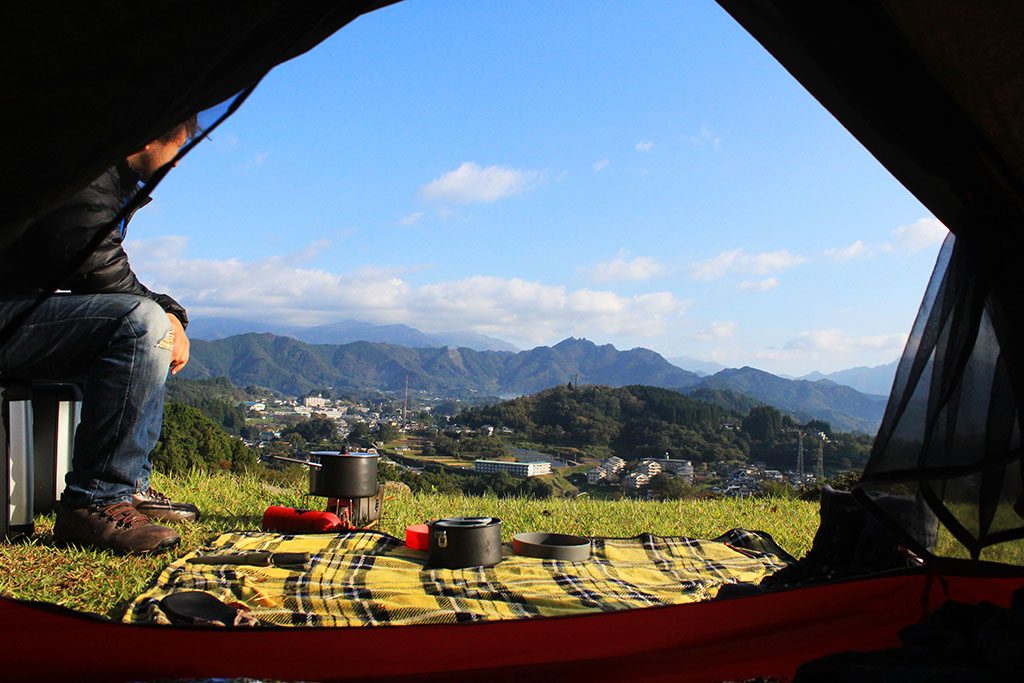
[152,402,258,473]
[347,421,373,447]
[282,417,336,444]
[648,473,695,500]
[742,406,783,441]
[376,422,400,444]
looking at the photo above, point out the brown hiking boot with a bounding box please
[54,500,180,554]
[131,487,201,523]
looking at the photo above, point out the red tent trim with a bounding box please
[3,567,1022,682]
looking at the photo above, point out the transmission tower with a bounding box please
[816,432,828,480]
[796,430,805,481]
[403,374,409,430]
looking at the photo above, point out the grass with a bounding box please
[0,469,823,620]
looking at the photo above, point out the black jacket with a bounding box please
[0,163,188,326]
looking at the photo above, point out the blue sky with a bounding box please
[127,1,946,376]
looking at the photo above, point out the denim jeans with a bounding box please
[0,293,172,506]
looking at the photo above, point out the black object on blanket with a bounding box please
[159,591,259,627]
[187,550,310,570]
[428,517,503,569]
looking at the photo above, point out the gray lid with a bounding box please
[512,532,592,562]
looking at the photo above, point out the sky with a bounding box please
[126,1,947,377]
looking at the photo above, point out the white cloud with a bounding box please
[731,329,907,375]
[586,250,665,283]
[593,158,610,172]
[738,277,779,291]
[213,132,240,150]
[690,249,742,280]
[397,211,424,226]
[823,240,871,261]
[127,237,685,345]
[635,141,654,152]
[696,321,737,340]
[821,217,946,261]
[782,329,908,355]
[420,162,543,204]
[891,217,947,252]
[689,125,720,149]
[241,151,270,171]
[689,249,806,281]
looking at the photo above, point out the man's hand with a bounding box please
[166,312,190,375]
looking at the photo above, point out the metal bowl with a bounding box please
[512,532,592,562]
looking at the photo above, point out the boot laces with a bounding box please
[137,487,172,504]
[95,501,152,529]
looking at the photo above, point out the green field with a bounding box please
[0,469,821,619]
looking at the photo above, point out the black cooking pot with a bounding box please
[308,451,378,498]
[428,517,503,569]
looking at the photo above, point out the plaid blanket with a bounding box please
[125,528,792,627]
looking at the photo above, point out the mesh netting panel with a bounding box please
[857,234,1024,562]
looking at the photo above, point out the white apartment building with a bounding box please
[624,472,652,489]
[604,456,626,473]
[474,460,552,478]
[636,460,663,477]
[655,457,695,483]
[587,466,608,485]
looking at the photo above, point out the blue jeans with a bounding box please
[0,293,173,506]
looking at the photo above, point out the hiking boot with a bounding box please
[54,500,180,554]
[131,487,201,523]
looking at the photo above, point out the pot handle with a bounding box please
[268,454,322,469]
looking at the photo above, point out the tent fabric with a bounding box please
[716,1,1024,561]
[0,0,398,247]
[1,566,1021,682]
[858,233,1024,560]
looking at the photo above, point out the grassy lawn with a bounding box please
[0,469,822,620]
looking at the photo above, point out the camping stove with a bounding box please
[325,488,384,528]
[269,450,384,530]
[309,449,383,528]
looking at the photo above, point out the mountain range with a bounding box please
[798,361,898,396]
[694,367,887,433]
[181,334,888,433]
[666,355,727,376]
[185,317,519,353]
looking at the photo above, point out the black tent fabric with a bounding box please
[0,0,398,248]
[859,232,1024,560]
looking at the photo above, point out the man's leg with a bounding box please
[0,293,180,552]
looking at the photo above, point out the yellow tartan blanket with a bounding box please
[125,529,792,627]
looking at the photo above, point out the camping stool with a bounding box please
[31,383,82,515]
[1,381,34,540]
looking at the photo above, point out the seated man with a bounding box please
[0,118,202,554]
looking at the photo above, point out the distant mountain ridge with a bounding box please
[185,317,519,353]
[184,335,702,398]
[184,334,886,433]
[799,361,898,396]
[696,366,887,433]
[667,355,727,376]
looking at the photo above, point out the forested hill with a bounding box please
[457,384,874,473]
